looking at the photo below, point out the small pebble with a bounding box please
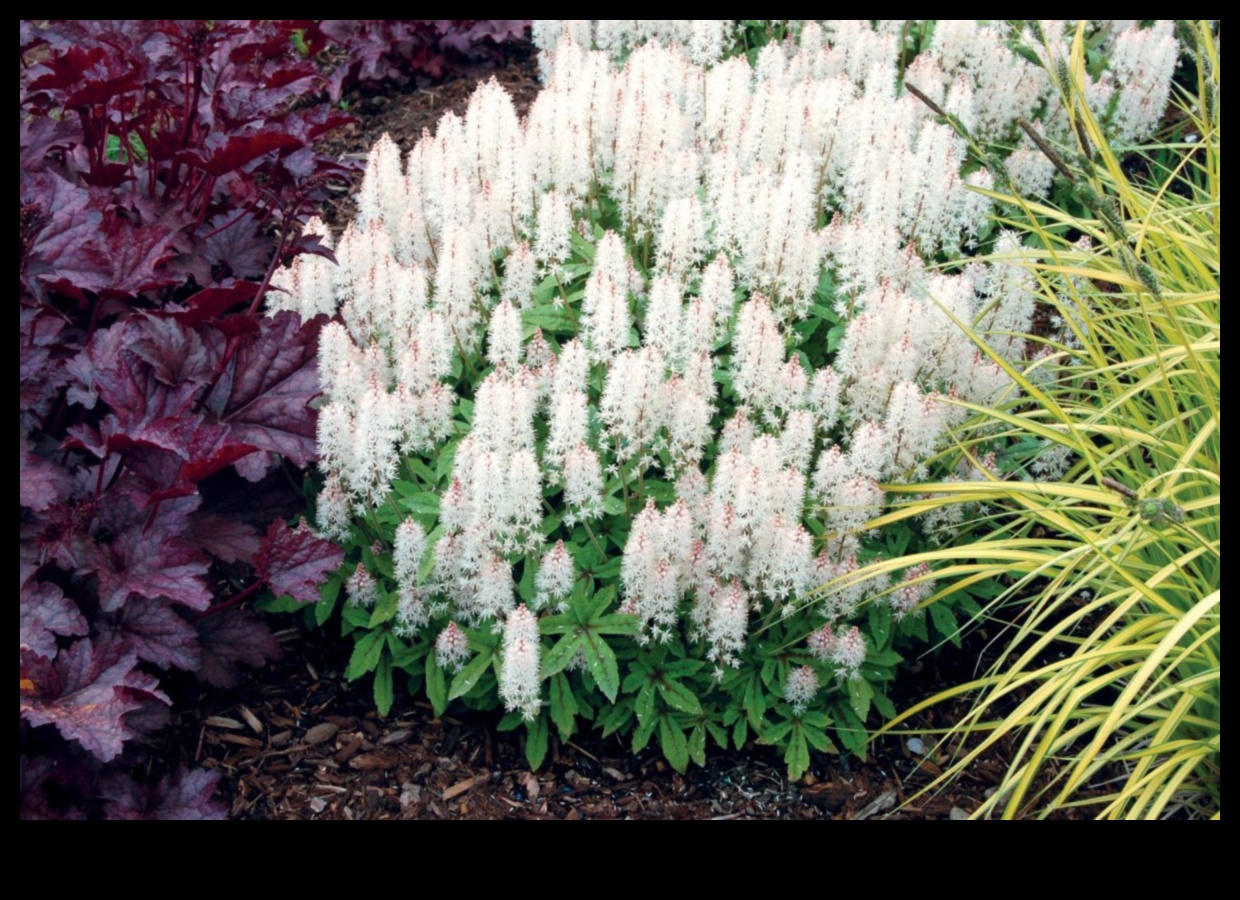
[906,737,927,756]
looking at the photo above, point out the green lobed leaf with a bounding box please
[425,652,447,717]
[448,647,494,701]
[525,713,549,770]
[657,677,703,715]
[344,630,385,681]
[374,654,393,717]
[549,673,578,740]
[784,731,811,781]
[659,716,690,773]
[581,630,620,702]
[541,633,583,678]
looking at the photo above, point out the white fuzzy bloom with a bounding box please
[706,579,749,667]
[535,540,575,610]
[809,367,842,433]
[487,300,523,370]
[582,231,635,361]
[502,242,538,308]
[315,473,352,542]
[546,390,590,465]
[553,338,590,397]
[831,625,867,678]
[357,133,404,228]
[656,196,707,278]
[500,605,542,720]
[731,296,786,414]
[394,518,428,589]
[346,564,378,609]
[784,665,820,714]
[562,442,603,525]
[884,381,943,477]
[533,189,573,271]
[435,621,471,672]
[781,409,817,472]
[890,562,934,619]
[316,401,354,483]
[394,585,430,638]
[599,348,668,461]
[1109,22,1178,143]
[642,274,684,359]
[504,449,543,554]
[807,624,836,661]
[347,376,399,508]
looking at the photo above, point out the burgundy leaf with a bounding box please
[194,608,282,688]
[181,132,303,177]
[255,517,344,604]
[184,512,261,563]
[22,171,107,297]
[20,565,88,659]
[88,521,211,612]
[94,214,182,298]
[96,597,201,671]
[19,115,84,171]
[130,315,217,387]
[21,432,73,511]
[203,212,270,279]
[21,640,169,762]
[19,309,71,417]
[177,282,262,325]
[101,767,225,820]
[211,310,324,468]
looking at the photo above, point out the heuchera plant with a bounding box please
[19,20,345,819]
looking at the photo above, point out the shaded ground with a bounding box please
[161,39,1105,820]
[166,623,1012,820]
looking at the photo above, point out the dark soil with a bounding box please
[158,40,1103,820]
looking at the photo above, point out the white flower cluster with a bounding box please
[277,21,1174,682]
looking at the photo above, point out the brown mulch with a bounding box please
[165,624,1008,820]
[313,41,543,234]
[157,40,1112,820]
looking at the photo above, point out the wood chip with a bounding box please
[205,716,245,730]
[349,752,394,771]
[270,730,293,748]
[442,776,479,801]
[219,733,264,748]
[380,729,411,745]
[520,771,540,802]
[303,722,339,746]
[854,788,897,820]
[239,705,264,735]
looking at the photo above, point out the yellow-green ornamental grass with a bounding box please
[832,21,1220,819]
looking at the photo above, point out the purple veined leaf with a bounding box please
[209,310,326,469]
[194,608,282,688]
[94,214,183,299]
[20,640,169,763]
[20,432,73,512]
[88,519,212,612]
[101,767,225,820]
[19,115,85,172]
[20,564,88,660]
[174,282,263,326]
[255,517,344,605]
[178,132,304,177]
[184,512,261,564]
[21,171,107,299]
[95,597,202,672]
[129,314,219,387]
[202,212,270,280]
